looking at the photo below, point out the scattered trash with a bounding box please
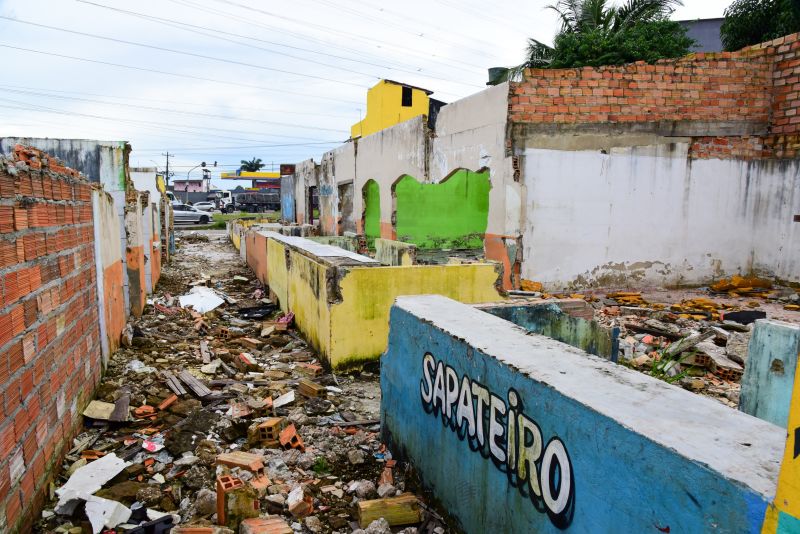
[39,232,443,534]
[178,286,225,313]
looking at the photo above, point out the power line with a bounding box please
[133,141,343,152]
[0,95,346,135]
[208,0,487,71]
[0,16,372,88]
[302,0,499,61]
[0,83,355,119]
[0,44,362,105]
[75,1,483,90]
[166,0,484,77]
[0,87,352,127]
[0,99,348,147]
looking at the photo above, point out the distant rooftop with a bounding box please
[678,17,724,53]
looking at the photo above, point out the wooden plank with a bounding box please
[162,371,186,396]
[356,493,422,527]
[178,370,213,398]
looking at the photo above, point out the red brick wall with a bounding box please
[0,146,103,533]
[509,33,800,159]
[510,51,773,125]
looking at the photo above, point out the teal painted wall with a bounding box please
[394,169,490,249]
[740,319,800,428]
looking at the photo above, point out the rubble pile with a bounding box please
[518,276,799,406]
[39,231,447,534]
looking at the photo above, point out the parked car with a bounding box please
[192,201,217,212]
[172,204,211,224]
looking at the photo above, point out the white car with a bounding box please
[193,201,217,212]
[172,204,211,224]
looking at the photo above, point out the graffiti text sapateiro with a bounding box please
[420,353,575,528]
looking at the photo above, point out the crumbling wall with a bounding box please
[255,231,503,369]
[520,143,800,288]
[382,295,790,533]
[510,34,800,289]
[124,192,146,317]
[0,148,104,533]
[91,188,125,358]
[150,201,162,289]
[509,51,772,129]
[393,169,490,250]
[280,173,296,223]
[431,82,521,288]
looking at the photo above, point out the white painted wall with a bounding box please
[521,144,800,288]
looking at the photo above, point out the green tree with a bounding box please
[720,0,800,51]
[239,157,265,172]
[503,0,692,76]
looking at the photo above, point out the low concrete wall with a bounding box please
[740,320,800,428]
[246,230,505,369]
[381,295,789,533]
[374,238,416,266]
[480,300,617,360]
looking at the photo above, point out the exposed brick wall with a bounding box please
[0,146,103,533]
[509,33,800,160]
[510,50,773,125]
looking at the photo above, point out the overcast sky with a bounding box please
[0,0,732,189]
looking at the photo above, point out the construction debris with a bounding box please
[38,231,446,534]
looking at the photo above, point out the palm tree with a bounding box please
[505,0,683,78]
[240,157,265,172]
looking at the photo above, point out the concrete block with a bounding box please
[381,295,787,533]
[740,319,800,428]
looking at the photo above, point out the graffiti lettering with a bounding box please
[420,353,575,528]
[794,426,799,459]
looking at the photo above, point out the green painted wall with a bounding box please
[394,169,490,249]
[363,179,381,246]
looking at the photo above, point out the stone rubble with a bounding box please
[38,231,450,534]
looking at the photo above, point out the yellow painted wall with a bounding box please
[351,80,431,139]
[266,238,290,314]
[251,231,504,370]
[762,357,800,533]
[286,249,332,359]
[329,264,503,368]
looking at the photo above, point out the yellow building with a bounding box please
[351,80,444,139]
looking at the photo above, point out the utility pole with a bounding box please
[162,152,173,188]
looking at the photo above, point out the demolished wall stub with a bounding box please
[381,295,791,533]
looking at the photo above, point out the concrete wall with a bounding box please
[762,347,800,533]
[740,319,800,428]
[244,230,505,369]
[0,138,128,191]
[91,188,125,359]
[381,295,790,533]
[124,192,146,317]
[0,149,105,533]
[291,85,520,287]
[431,82,521,287]
[519,142,800,289]
[394,169,490,249]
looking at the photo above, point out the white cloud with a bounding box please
[0,0,733,188]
